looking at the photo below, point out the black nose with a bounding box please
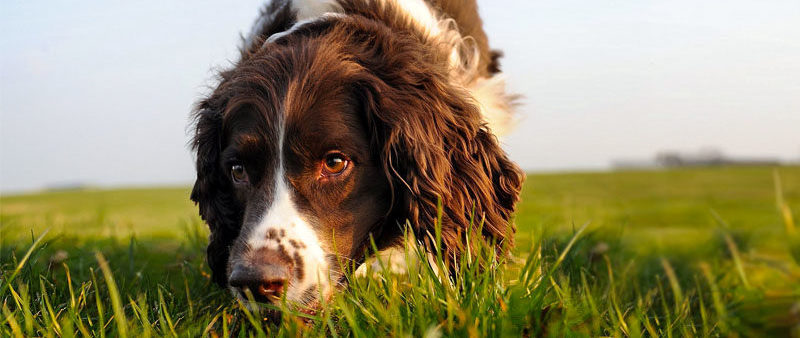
[229,249,290,303]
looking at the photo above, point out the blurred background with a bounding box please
[1,0,799,193]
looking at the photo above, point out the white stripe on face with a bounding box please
[243,122,331,302]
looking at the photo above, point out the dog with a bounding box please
[190,0,523,306]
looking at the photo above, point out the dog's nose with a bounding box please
[229,249,290,303]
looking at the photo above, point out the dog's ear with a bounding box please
[190,107,241,286]
[240,0,296,56]
[353,36,525,264]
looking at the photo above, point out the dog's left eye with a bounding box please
[321,152,349,177]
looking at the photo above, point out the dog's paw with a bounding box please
[354,247,410,278]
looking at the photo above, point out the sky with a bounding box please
[1,0,799,193]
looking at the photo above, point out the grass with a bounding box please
[2,166,799,336]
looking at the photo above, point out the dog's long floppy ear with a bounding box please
[353,35,525,263]
[190,106,242,286]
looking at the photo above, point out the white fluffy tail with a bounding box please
[469,75,517,136]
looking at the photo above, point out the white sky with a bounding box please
[1,0,799,193]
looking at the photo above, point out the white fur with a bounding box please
[354,246,408,277]
[291,0,342,21]
[353,244,441,278]
[470,75,514,135]
[266,13,346,44]
[385,0,442,36]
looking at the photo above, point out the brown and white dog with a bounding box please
[190,0,524,306]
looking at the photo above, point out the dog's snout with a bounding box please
[229,248,290,303]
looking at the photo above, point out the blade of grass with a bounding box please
[656,280,673,338]
[660,258,684,312]
[7,283,34,335]
[774,170,796,234]
[157,287,178,337]
[605,255,629,336]
[201,312,221,337]
[548,222,590,277]
[699,262,727,334]
[129,295,152,338]
[90,268,106,338]
[182,271,194,318]
[60,315,75,338]
[95,252,128,338]
[39,277,62,335]
[774,169,800,265]
[63,263,76,308]
[710,211,751,289]
[235,292,266,337]
[2,303,25,338]
[0,230,49,297]
[222,309,229,338]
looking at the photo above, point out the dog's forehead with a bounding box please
[224,48,355,122]
[221,100,361,165]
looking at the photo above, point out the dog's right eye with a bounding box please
[231,164,248,183]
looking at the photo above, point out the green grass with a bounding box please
[2,166,799,336]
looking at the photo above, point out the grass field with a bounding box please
[2,166,799,336]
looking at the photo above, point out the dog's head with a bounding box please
[190,14,523,306]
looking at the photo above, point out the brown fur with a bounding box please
[191,0,523,295]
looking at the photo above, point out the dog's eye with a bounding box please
[321,152,349,177]
[231,164,248,183]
